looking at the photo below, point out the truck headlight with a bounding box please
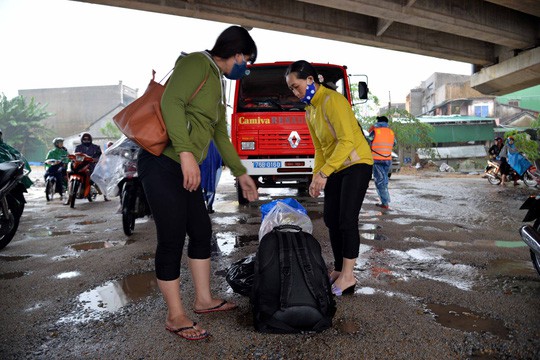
[241,141,255,150]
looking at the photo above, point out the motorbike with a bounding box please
[484,158,537,187]
[518,195,540,275]
[44,159,65,201]
[117,146,150,236]
[65,152,98,208]
[0,160,28,250]
[90,137,150,236]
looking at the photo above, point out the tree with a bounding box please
[504,129,539,162]
[350,85,435,163]
[0,94,52,161]
[100,121,122,139]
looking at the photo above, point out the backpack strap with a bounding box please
[292,231,329,314]
[276,229,293,310]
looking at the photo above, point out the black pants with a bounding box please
[323,163,372,271]
[138,150,212,281]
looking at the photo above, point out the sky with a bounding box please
[0,0,472,110]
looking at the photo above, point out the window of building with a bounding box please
[474,105,489,117]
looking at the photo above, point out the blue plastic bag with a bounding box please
[259,198,312,240]
[260,198,307,221]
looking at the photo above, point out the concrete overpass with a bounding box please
[74,0,540,96]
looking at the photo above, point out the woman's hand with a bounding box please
[179,152,200,191]
[309,172,327,198]
[237,174,259,202]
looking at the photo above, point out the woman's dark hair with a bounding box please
[285,60,335,90]
[285,60,321,83]
[209,26,257,63]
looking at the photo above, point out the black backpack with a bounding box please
[251,225,336,333]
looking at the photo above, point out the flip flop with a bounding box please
[166,322,209,341]
[194,300,238,314]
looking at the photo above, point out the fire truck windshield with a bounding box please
[237,64,347,113]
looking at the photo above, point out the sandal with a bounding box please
[166,322,209,341]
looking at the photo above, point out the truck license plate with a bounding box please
[253,161,282,168]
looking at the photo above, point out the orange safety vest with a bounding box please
[370,127,395,160]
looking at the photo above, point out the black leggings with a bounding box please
[138,150,212,281]
[323,163,372,271]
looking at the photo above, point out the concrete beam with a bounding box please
[299,0,538,49]
[484,0,540,18]
[75,0,494,64]
[470,47,540,95]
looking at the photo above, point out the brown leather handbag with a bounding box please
[113,69,207,156]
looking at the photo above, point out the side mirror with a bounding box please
[358,81,369,100]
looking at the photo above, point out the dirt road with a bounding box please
[0,167,539,359]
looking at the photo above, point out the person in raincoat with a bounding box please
[45,137,68,194]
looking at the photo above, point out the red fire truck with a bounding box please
[230,62,367,204]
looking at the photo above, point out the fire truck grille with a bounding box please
[258,131,312,150]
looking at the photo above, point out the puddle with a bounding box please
[55,271,81,279]
[212,216,242,226]
[0,255,31,262]
[355,245,477,290]
[70,240,133,251]
[59,271,158,323]
[358,223,381,231]
[75,220,107,225]
[0,271,28,279]
[403,236,426,243]
[435,240,526,249]
[49,230,72,236]
[135,253,155,261]
[335,319,361,334]
[486,259,536,277]
[55,214,86,219]
[410,225,443,232]
[427,303,509,339]
[390,217,417,225]
[360,233,388,241]
[213,233,258,255]
[359,210,381,217]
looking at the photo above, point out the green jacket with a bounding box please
[161,51,246,177]
[305,86,373,176]
[46,147,68,164]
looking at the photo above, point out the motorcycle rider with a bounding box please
[498,136,519,186]
[74,133,108,200]
[45,137,68,195]
[488,137,503,160]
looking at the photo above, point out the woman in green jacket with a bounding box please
[285,60,373,297]
[138,26,259,341]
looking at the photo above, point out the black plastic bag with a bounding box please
[226,253,256,297]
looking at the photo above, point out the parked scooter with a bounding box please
[0,160,28,250]
[44,159,65,201]
[118,146,150,236]
[519,195,540,275]
[485,159,537,187]
[65,152,98,208]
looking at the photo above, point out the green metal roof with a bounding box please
[418,115,496,124]
[496,85,540,112]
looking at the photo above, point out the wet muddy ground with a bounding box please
[1,167,539,359]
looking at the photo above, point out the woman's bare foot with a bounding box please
[329,270,340,284]
[165,314,207,339]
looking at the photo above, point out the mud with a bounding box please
[0,167,539,359]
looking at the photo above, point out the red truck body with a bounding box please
[230,62,354,203]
